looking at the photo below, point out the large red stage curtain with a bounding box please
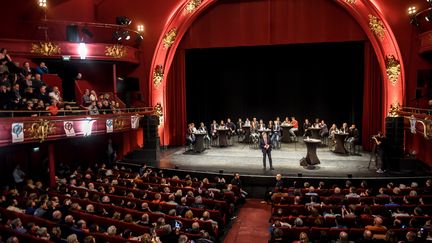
[165,49,187,146]
[362,42,383,151]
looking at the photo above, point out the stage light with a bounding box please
[428,0,432,6]
[137,24,144,32]
[408,6,417,16]
[38,0,47,8]
[33,147,40,152]
[426,12,432,22]
[116,16,132,26]
[123,30,131,40]
[78,42,87,59]
[82,27,93,38]
[113,30,122,41]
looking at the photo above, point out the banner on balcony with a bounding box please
[63,121,76,137]
[11,123,24,143]
[131,115,140,129]
[106,119,113,133]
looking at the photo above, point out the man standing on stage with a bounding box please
[260,132,274,170]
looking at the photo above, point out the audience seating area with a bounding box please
[0,164,242,242]
[268,179,432,242]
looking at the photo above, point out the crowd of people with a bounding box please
[187,117,359,152]
[81,89,121,115]
[0,163,245,243]
[266,174,432,242]
[0,48,69,116]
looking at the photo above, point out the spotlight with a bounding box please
[116,16,132,26]
[38,0,47,8]
[82,27,93,38]
[410,17,420,27]
[137,24,145,32]
[408,6,417,16]
[123,30,131,40]
[428,0,432,5]
[426,12,432,22]
[113,30,122,41]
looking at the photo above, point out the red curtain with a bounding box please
[362,42,383,151]
[165,49,187,146]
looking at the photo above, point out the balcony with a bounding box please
[0,107,155,147]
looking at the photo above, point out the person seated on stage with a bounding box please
[268,120,274,137]
[329,123,339,144]
[219,120,227,129]
[251,117,258,132]
[271,120,281,146]
[315,118,323,128]
[340,122,349,134]
[236,118,244,137]
[226,118,236,136]
[282,117,291,125]
[258,119,266,130]
[186,123,196,149]
[303,118,312,136]
[244,118,251,126]
[319,120,329,138]
[290,116,299,138]
[346,124,359,154]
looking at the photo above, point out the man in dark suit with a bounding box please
[260,132,274,170]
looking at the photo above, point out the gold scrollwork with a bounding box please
[25,119,56,143]
[185,0,202,13]
[345,0,356,4]
[30,42,61,56]
[368,14,386,40]
[385,55,401,86]
[417,119,432,139]
[154,103,164,125]
[163,28,177,48]
[388,102,401,117]
[153,65,164,87]
[114,119,125,130]
[105,45,127,58]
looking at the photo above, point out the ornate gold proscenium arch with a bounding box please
[150,0,405,145]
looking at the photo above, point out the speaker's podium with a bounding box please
[125,115,160,163]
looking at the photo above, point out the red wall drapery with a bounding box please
[362,42,383,151]
[165,49,187,146]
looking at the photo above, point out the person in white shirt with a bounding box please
[13,165,25,185]
[49,86,62,103]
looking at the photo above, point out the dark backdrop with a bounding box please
[185,41,364,131]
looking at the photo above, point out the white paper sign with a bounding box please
[63,121,76,137]
[131,116,140,129]
[106,119,113,133]
[11,123,24,143]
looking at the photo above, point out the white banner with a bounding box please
[106,119,113,133]
[11,123,24,143]
[63,121,76,137]
[131,115,140,129]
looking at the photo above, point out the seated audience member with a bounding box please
[8,83,21,109]
[35,85,51,104]
[0,84,8,109]
[23,87,34,101]
[365,216,387,233]
[35,62,49,75]
[82,89,91,106]
[101,99,112,114]
[88,101,99,115]
[46,99,59,116]
[20,61,33,77]
[89,90,97,102]
[0,48,12,73]
[32,73,45,90]
[34,100,45,112]
[49,86,62,104]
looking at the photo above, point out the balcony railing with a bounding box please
[397,107,432,140]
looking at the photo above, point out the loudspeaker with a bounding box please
[66,25,80,42]
[385,117,404,157]
[142,115,160,149]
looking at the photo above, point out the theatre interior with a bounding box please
[1,0,432,242]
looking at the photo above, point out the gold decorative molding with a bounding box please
[368,14,385,40]
[30,42,61,56]
[154,102,164,125]
[25,119,56,142]
[345,0,356,4]
[385,55,401,86]
[153,65,164,87]
[114,118,125,130]
[388,102,401,117]
[105,45,127,58]
[163,28,177,48]
[417,119,432,139]
[185,0,202,13]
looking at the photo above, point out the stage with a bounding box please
[155,139,430,179]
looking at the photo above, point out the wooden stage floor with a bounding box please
[157,139,430,179]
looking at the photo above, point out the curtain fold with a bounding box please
[165,49,187,146]
[362,41,383,151]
